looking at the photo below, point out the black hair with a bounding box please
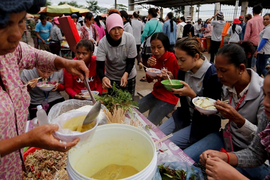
[150,32,170,52]
[148,8,159,18]
[85,12,94,21]
[120,10,131,26]
[76,39,95,52]
[180,16,185,22]
[238,41,256,68]
[40,14,46,20]
[175,37,205,60]
[167,12,174,32]
[264,13,270,18]
[133,11,140,18]
[217,44,247,67]
[232,24,236,33]
[94,15,101,27]
[253,4,263,14]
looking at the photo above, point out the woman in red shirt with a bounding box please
[138,32,179,125]
[64,39,102,99]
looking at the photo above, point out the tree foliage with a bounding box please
[112,4,128,11]
[170,6,185,16]
[58,1,84,8]
[86,0,108,13]
[46,0,52,6]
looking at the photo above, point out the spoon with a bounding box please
[83,78,96,103]
[139,62,148,69]
[82,100,101,125]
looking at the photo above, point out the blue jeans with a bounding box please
[256,54,270,77]
[251,56,257,69]
[184,132,224,162]
[159,116,192,149]
[236,165,270,180]
[138,93,175,125]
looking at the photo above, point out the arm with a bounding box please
[94,25,100,43]
[244,21,251,41]
[56,27,63,41]
[141,22,150,43]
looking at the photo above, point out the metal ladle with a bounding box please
[82,79,101,125]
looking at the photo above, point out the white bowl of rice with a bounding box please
[192,97,217,115]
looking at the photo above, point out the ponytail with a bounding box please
[167,12,174,32]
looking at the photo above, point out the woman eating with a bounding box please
[200,71,270,180]
[64,39,102,99]
[183,44,264,171]
[96,10,137,97]
[138,32,179,125]
[0,1,89,178]
[159,37,222,149]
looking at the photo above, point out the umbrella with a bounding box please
[39,3,89,16]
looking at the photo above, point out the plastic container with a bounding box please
[192,97,217,115]
[146,68,161,78]
[36,105,48,126]
[161,79,184,91]
[67,124,157,180]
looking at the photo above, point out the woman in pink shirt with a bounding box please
[94,16,106,40]
[0,1,89,179]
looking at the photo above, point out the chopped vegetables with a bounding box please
[23,149,68,180]
[158,164,195,180]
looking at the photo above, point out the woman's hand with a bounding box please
[215,100,245,127]
[158,68,174,80]
[26,124,79,152]
[120,72,128,87]
[172,81,196,98]
[56,58,89,81]
[200,150,227,166]
[205,157,248,180]
[147,57,157,67]
[27,78,39,88]
[52,82,59,91]
[102,77,112,89]
[74,93,86,100]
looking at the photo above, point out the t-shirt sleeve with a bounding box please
[262,28,270,40]
[211,21,217,27]
[127,34,137,58]
[96,39,106,62]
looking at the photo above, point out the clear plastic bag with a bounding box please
[154,154,204,180]
[48,99,107,125]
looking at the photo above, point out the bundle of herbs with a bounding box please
[94,83,138,113]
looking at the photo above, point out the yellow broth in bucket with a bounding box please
[63,115,96,132]
[91,164,139,179]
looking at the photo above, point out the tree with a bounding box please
[170,6,185,16]
[58,1,84,8]
[86,0,101,13]
[112,4,128,11]
[46,0,52,6]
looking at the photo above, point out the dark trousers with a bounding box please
[108,77,136,98]
[49,42,61,56]
[136,44,141,65]
[210,40,221,63]
[256,53,270,77]
[28,97,65,120]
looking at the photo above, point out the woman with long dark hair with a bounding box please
[228,18,242,43]
[94,15,106,40]
[120,10,133,34]
[163,12,177,52]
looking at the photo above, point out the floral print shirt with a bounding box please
[0,42,56,179]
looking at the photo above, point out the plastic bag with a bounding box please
[154,154,204,180]
[48,99,108,125]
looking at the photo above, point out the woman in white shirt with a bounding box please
[228,18,242,43]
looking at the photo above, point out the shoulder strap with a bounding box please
[146,20,159,39]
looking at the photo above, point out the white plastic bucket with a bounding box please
[67,124,157,180]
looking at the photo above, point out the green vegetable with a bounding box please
[158,164,195,180]
[94,82,138,114]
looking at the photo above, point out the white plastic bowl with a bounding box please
[37,81,56,91]
[146,68,161,78]
[192,97,217,115]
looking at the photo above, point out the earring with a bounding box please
[239,72,242,75]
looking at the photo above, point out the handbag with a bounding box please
[142,21,159,56]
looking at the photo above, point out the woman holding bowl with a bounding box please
[138,32,179,125]
[159,37,222,149]
[0,0,89,178]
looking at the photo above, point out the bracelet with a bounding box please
[221,148,230,164]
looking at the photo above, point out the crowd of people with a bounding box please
[1,0,270,178]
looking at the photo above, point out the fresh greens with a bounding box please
[158,164,195,180]
[94,83,138,113]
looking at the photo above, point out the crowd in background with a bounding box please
[19,4,270,180]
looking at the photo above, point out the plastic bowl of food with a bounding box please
[161,80,184,91]
[37,81,56,91]
[81,91,99,100]
[192,97,217,115]
[146,68,161,78]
